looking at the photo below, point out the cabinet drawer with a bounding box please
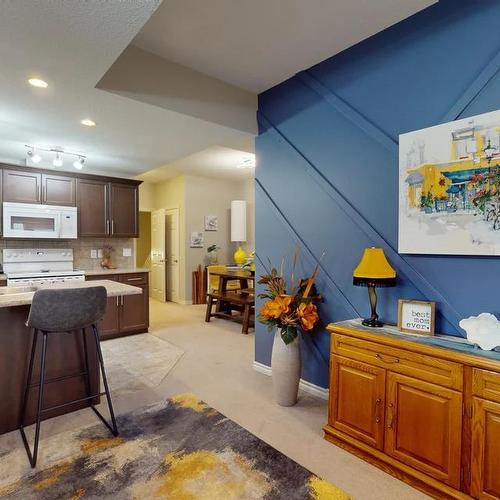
[472,369,500,403]
[85,274,120,282]
[333,334,463,390]
[119,273,148,285]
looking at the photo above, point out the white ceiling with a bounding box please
[134,0,437,93]
[0,1,254,177]
[0,0,436,179]
[140,146,255,183]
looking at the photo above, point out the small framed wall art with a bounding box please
[204,215,218,231]
[397,299,435,335]
[190,231,204,248]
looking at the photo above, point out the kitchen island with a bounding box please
[0,280,142,436]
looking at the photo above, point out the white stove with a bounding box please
[3,249,85,286]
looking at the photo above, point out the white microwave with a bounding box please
[2,202,78,239]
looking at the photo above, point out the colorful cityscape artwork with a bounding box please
[399,109,500,255]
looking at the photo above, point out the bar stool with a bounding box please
[19,286,118,468]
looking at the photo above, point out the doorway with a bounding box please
[165,208,180,303]
[151,209,166,301]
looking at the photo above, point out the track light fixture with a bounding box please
[53,152,63,167]
[26,147,41,164]
[25,145,86,170]
[73,156,85,169]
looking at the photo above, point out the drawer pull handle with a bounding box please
[376,353,400,364]
[127,277,142,281]
[375,398,382,424]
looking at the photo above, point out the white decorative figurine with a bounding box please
[459,313,500,351]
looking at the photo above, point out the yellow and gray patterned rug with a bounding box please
[0,394,350,499]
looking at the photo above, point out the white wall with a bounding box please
[151,174,254,304]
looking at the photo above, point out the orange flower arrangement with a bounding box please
[258,248,322,344]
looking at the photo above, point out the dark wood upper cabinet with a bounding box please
[109,183,139,238]
[3,169,41,203]
[41,174,76,206]
[0,164,140,239]
[77,179,109,237]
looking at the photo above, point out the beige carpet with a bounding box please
[0,301,428,499]
[101,334,184,395]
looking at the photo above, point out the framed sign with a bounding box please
[397,299,435,335]
[204,215,218,231]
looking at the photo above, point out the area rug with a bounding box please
[101,334,184,395]
[0,394,350,499]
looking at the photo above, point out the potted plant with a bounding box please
[207,244,220,264]
[258,251,322,406]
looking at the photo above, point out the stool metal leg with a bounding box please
[90,324,118,436]
[19,328,38,427]
[20,330,48,468]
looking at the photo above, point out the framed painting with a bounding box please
[399,109,500,255]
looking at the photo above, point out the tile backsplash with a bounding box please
[0,238,135,271]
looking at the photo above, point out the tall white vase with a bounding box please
[271,330,301,406]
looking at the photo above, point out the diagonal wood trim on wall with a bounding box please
[440,49,500,123]
[297,71,399,152]
[257,111,464,330]
[255,178,360,318]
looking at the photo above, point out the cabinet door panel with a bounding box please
[99,296,121,339]
[85,275,120,339]
[471,398,500,500]
[109,183,138,237]
[119,284,148,333]
[77,179,109,237]
[385,372,462,488]
[330,356,386,450]
[3,169,41,203]
[42,174,76,206]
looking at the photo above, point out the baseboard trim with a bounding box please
[252,361,328,400]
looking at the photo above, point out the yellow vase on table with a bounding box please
[233,245,247,265]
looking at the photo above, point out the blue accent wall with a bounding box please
[255,0,500,388]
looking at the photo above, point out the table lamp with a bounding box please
[353,247,396,327]
[231,200,247,265]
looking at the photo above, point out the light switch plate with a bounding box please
[97,249,103,258]
[123,248,132,257]
[90,249,97,259]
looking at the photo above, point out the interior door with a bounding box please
[385,372,462,488]
[471,397,500,499]
[330,356,386,450]
[165,208,180,303]
[151,209,166,302]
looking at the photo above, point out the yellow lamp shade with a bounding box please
[353,247,396,287]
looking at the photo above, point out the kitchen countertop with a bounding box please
[0,279,142,308]
[82,268,150,276]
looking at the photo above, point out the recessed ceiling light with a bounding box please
[80,118,96,127]
[28,78,48,88]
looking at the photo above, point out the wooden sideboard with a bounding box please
[325,320,500,500]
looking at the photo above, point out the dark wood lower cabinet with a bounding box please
[0,305,99,435]
[86,272,149,339]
